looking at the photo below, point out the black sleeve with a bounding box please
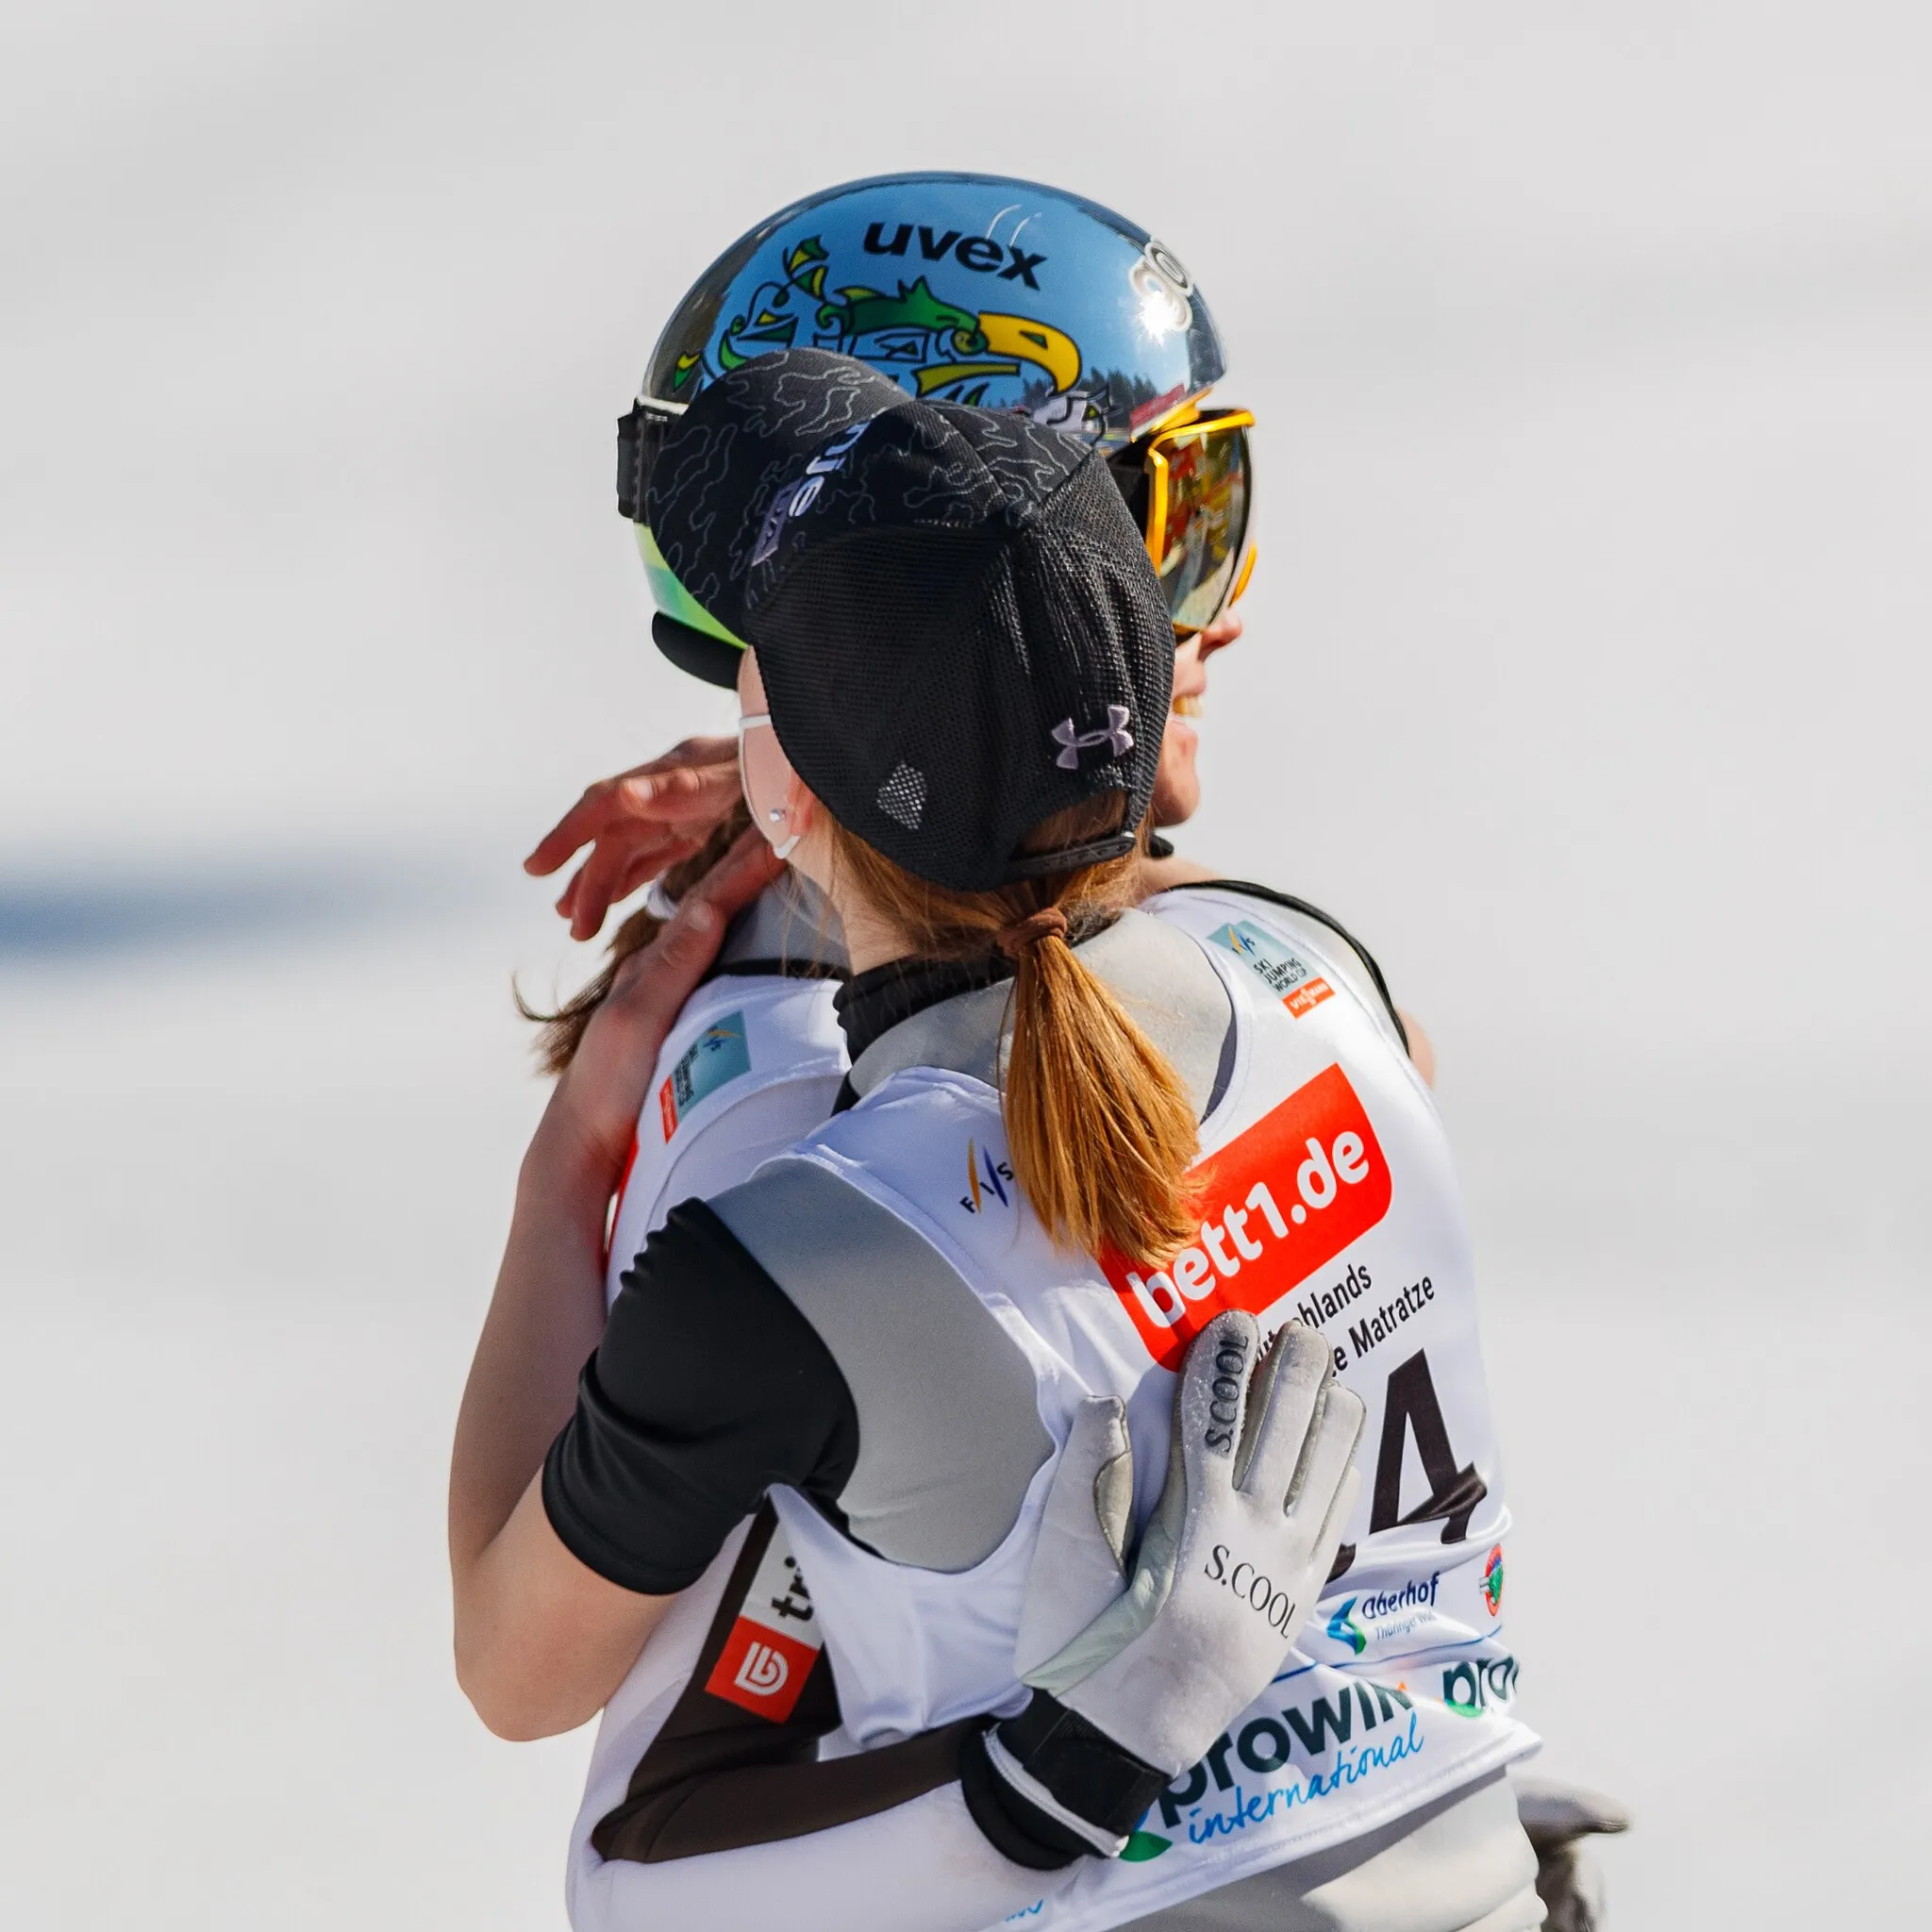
[541,1199,860,1594]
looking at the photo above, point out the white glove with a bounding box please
[962,1313,1364,1863]
[1514,1774,1632,1932]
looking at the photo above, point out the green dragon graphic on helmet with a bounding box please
[641,172,1226,452]
[625,172,1248,683]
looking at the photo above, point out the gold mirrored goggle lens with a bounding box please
[1141,408,1256,636]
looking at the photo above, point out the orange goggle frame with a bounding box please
[1131,405,1257,636]
[623,391,1257,642]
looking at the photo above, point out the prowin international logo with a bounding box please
[1326,1598,1367,1656]
[958,1139,1014,1214]
[1121,1679,1426,1860]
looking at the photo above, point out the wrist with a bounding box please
[519,1091,627,1214]
[958,1692,1170,1868]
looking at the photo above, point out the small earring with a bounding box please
[767,807,788,824]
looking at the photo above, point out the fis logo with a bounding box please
[1326,1597,1368,1656]
[1480,1544,1505,1617]
[959,1139,1014,1214]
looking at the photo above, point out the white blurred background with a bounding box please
[3,4,1927,1925]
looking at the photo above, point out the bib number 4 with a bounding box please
[1329,1346,1487,1581]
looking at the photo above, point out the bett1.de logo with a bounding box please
[1101,1064,1392,1370]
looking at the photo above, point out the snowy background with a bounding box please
[3,3,1928,1925]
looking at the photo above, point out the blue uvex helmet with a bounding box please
[619,172,1251,684]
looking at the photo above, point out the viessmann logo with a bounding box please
[1100,1064,1392,1370]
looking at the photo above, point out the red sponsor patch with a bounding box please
[705,1618,818,1722]
[658,1075,679,1141]
[703,1523,824,1722]
[604,1129,641,1267]
[1101,1064,1393,1370]
[1285,977,1334,1018]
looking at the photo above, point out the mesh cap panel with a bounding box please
[649,349,1174,891]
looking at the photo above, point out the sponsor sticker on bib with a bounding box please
[658,1011,752,1140]
[1124,1672,1430,1861]
[1208,920,1334,1018]
[1101,1064,1392,1370]
[704,1526,822,1723]
[1480,1543,1505,1616]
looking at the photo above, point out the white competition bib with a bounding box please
[764,895,1533,1928]
[603,970,845,1302]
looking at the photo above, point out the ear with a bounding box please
[784,772,816,834]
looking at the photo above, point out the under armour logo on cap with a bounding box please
[1051,706,1134,770]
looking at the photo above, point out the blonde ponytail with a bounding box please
[1001,914,1201,1262]
[824,805,1199,1265]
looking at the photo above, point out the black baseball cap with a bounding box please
[640,348,1174,893]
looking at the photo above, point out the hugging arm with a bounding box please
[524,737,740,941]
[560,1318,1361,1932]
[473,798,1373,1923]
[526,757,1441,1085]
[447,832,781,1739]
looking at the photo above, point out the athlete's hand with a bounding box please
[525,738,740,941]
[968,1316,1363,1860]
[546,828,782,1179]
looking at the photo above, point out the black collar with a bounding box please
[831,954,1014,1063]
[830,910,1126,1066]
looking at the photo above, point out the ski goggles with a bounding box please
[619,392,1257,645]
[1110,405,1257,636]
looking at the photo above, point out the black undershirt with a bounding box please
[833,952,1014,1060]
[541,1200,858,1594]
[541,956,1023,1593]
